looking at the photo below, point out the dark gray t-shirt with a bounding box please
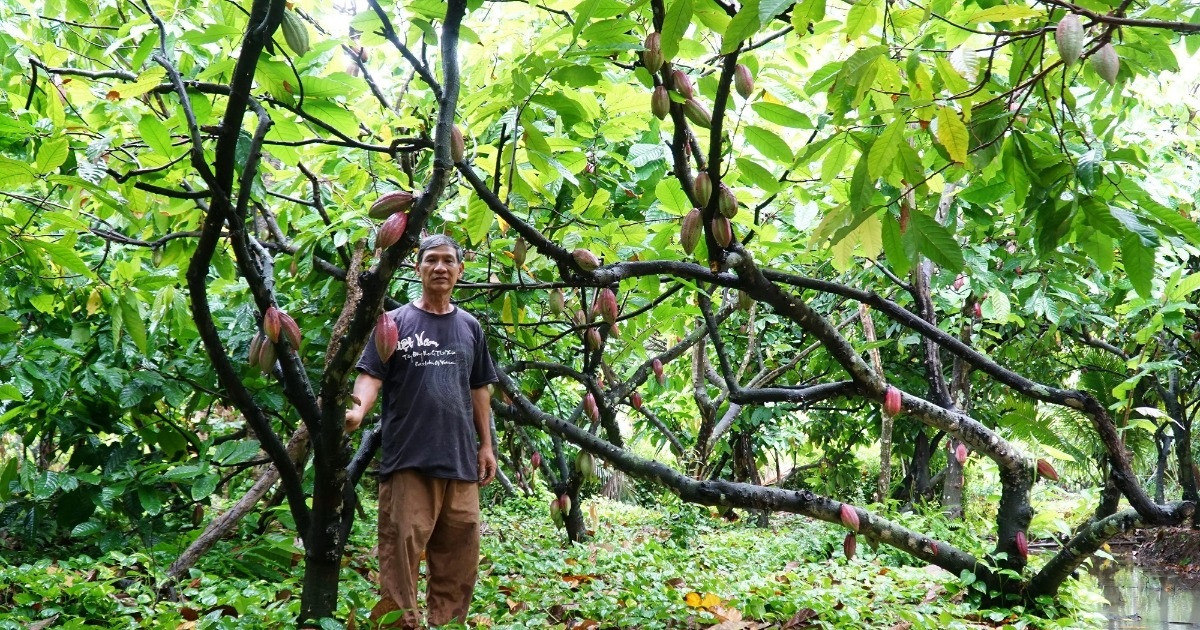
[357,304,498,481]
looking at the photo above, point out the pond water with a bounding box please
[1092,553,1200,629]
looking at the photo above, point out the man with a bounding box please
[345,234,498,628]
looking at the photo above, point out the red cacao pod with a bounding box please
[671,69,693,98]
[257,338,277,374]
[248,332,265,370]
[717,184,737,218]
[711,216,733,248]
[264,306,282,343]
[1056,14,1084,66]
[1037,459,1060,482]
[642,32,664,73]
[884,386,902,417]
[375,312,398,363]
[573,248,600,271]
[651,85,670,119]
[560,493,572,514]
[530,451,542,470]
[844,532,857,559]
[369,190,417,220]
[630,390,643,410]
[682,98,711,129]
[652,358,665,385]
[955,443,968,465]
[598,288,618,324]
[279,311,301,350]
[1015,530,1029,560]
[586,327,603,351]
[734,64,754,99]
[839,504,860,532]
[681,208,703,255]
[693,172,713,207]
[584,393,599,421]
[377,211,408,250]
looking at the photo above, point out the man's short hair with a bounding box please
[417,234,464,264]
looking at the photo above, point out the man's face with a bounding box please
[416,244,464,293]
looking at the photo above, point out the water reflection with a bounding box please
[1091,553,1200,629]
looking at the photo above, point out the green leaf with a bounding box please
[736,157,781,194]
[723,0,762,54]
[1121,234,1155,299]
[844,0,879,40]
[908,211,963,271]
[881,216,910,279]
[751,102,812,128]
[1141,202,1200,247]
[1076,147,1102,191]
[743,125,793,164]
[867,121,904,179]
[759,0,794,23]
[661,0,694,61]
[214,440,262,466]
[464,197,493,247]
[35,137,70,173]
[139,488,164,516]
[654,179,691,212]
[792,0,826,30]
[982,289,1011,323]
[111,67,166,100]
[72,521,103,538]
[0,156,36,188]
[1110,207,1159,247]
[964,5,1042,23]
[192,474,220,501]
[28,239,94,278]
[848,148,874,213]
[120,295,148,355]
[936,106,969,164]
[139,115,174,156]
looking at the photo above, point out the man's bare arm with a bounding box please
[472,386,496,485]
[345,373,384,432]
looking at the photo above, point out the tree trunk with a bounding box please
[859,304,890,503]
[1153,422,1171,504]
[942,438,965,519]
[299,459,351,621]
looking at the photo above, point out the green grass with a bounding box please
[0,493,1109,629]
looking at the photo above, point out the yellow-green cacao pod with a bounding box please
[280,10,310,56]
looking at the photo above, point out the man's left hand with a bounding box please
[478,446,497,486]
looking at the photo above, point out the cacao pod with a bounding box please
[550,498,564,527]
[682,98,711,129]
[584,393,599,421]
[369,190,417,220]
[572,309,588,327]
[377,211,408,250]
[513,237,527,267]
[973,302,983,319]
[451,125,465,163]
[652,358,665,386]
[264,306,282,343]
[839,504,860,532]
[884,385,902,417]
[597,288,618,324]
[192,504,204,527]
[1091,43,1119,85]
[586,327,603,351]
[257,338,278,374]
[248,332,265,370]
[1055,14,1084,66]
[560,493,572,514]
[953,274,965,291]
[375,312,398,363]
[734,64,754,99]
[575,452,596,480]
[608,321,621,339]
[573,248,600,271]
[844,532,857,559]
[681,208,703,255]
[549,288,565,315]
[693,172,713,207]
[1015,530,1029,560]
[642,32,664,74]
[1037,458,1060,481]
[717,184,737,218]
[630,390,643,410]
[279,310,301,350]
[672,69,694,98]
[530,451,542,470]
[955,443,968,465]
[711,216,733,248]
[280,10,311,56]
[651,86,670,120]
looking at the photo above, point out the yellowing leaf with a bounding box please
[936,106,969,164]
[110,67,166,100]
[700,592,722,608]
[684,591,702,607]
[87,288,103,316]
[965,5,1042,23]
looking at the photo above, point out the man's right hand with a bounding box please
[345,408,364,433]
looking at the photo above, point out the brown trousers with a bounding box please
[375,470,480,628]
